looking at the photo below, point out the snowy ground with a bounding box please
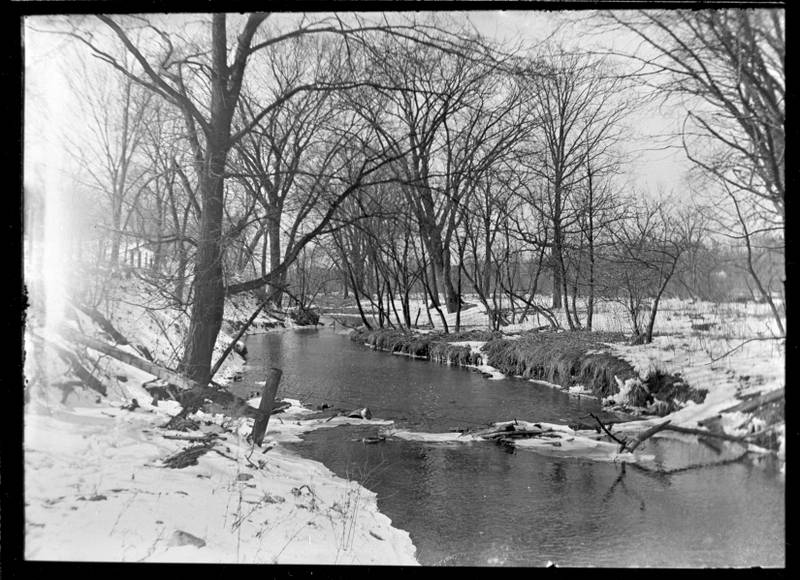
[23,279,419,564]
[24,397,417,564]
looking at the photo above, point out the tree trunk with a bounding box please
[570,277,582,329]
[586,153,595,331]
[175,241,187,306]
[110,202,122,267]
[443,259,460,314]
[179,16,232,386]
[267,211,283,308]
[551,256,563,309]
[428,232,459,313]
[587,241,595,332]
[180,150,226,385]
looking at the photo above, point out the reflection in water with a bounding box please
[242,329,785,567]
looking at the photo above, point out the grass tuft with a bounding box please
[351,328,703,406]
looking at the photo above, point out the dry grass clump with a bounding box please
[351,328,483,365]
[647,370,707,407]
[352,328,703,410]
[578,354,639,399]
[351,329,412,353]
[483,331,635,396]
[445,329,501,342]
[429,342,481,366]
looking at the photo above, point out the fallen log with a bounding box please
[661,424,748,444]
[58,327,203,392]
[162,444,212,468]
[719,388,784,415]
[33,334,107,396]
[72,303,129,345]
[626,420,671,453]
[479,429,547,440]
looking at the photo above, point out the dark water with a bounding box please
[239,327,785,567]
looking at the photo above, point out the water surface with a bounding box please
[239,327,784,567]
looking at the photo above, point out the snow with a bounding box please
[408,296,784,450]
[25,400,418,564]
[606,333,784,432]
[383,421,649,465]
[24,278,418,564]
[25,284,784,562]
[604,376,646,406]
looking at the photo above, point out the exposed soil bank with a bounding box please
[350,328,707,418]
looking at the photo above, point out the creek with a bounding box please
[236,326,784,567]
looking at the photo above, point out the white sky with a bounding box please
[466,10,692,195]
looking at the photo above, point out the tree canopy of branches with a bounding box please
[605,9,785,334]
[66,13,499,384]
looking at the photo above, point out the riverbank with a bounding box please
[24,396,418,563]
[350,326,785,457]
[23,280,419,564]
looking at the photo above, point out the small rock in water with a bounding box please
[362,408,372,420]
[347,407,372,420]
[233,341,248,357]
[122,399,139,411]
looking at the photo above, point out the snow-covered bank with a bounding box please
[349,302,785,463]
[24,279,418,564]
[24,397,418,564]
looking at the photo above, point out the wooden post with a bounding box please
[251,368,282,446]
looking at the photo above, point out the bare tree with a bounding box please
[67,13,490,384]
[350,31,529,315]
[516,50,628,326]
[605,9,785,333]
[67,54,154,269]
[610,199,701,343]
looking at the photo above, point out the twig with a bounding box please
[211,447,237,461]
[161,433,218,442]
[209,300,266,381]
[705,336,784,364]
[589,412,629,451]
